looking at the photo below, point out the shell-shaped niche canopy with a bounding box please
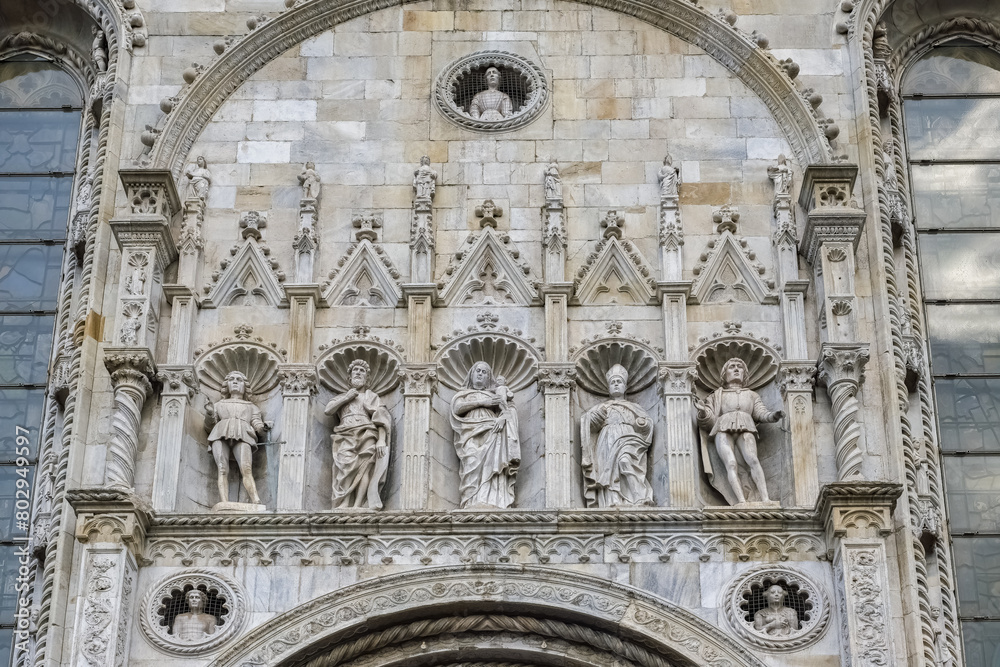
[574,340,660,396]
[692,327,781,392]
[317,342,404,396]
[194,327,286,395]
[436,334,540,392]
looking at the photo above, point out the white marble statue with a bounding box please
[657,153,680,198]
[450,361,521,509]
[468,67,513,120]
[696,358,784,505]
[172,589,218,641]
[298,161,321,200]
[324,360,391,510]
[753,585,800,636]
[184,156,212,201]
[768,154,793,197]
[91,27,107,73]
[413,155,437,201]
[544,161,562,200]
[205,371,268,507]
[580,364,654,507]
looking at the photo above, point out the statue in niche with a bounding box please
[768,154,793,197]
[544,162,562,201]
[205,370,269,508]
[695,358,784,505]
[172,589,218,641]
[450,361,521,509]
[324,360,391,509]
[753,585,800,636]
[298,161,321,200]
[657,153,680,198]
[580,364,654,507]
[468,67,513,121]
[91,27,107,73]
[413,155,437,201]
[184,156,212,201]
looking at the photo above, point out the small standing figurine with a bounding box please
[544,161,562,201]
[91,27,107,73]
[450,361,521,509]
[205,371,269,508]
[324,360,391,509]
[184,156,212,201]
[413,155,437,201]
[172,589,218,641]
[468,67,513,120]
[767,154,793,197]
[580,365,654,507]
[657,153,680,198]
[753,585,800,636]
[696,358,784,505]
[298,161,321,200]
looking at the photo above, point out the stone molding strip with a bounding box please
[149,0,832,176]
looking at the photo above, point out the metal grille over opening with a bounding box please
[435,50,549,132]
[740,578,812,626]
[140,570,247,655]
[157,583,229,636]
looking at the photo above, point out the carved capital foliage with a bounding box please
[277,365,318,395]
[401,365,438,396]
[68,489,151,557]
[817,343,869,389]
[104,347,156,396]
[779,363,816,395]
[156,365,196,397]
[658,364,695,394]
[538,364,576,391]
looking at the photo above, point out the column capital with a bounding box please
[109,218,178,269]
[817,481,902,542]
[797,164,866,265]
[401,364,437,396]
[658,363,695,395]
[779,362,817,396]
[104,347,156,394]
[277,364,318,396]
[68,488,151,558]
[538,363,576,391]
[817,343,870,389]
[155,364,196,397]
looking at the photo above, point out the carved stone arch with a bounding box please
[691,327,782,392]
[436,332,541,392]
[193,327,287,395]
[572,337,661,396]
[149,0,831,176]
[316,339,405,396]
[208,565,769,667]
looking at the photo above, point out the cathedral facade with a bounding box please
[0,0,995,665]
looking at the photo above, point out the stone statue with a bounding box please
[205,370,269,508]
[657,153,680,198]
[413,155,437,201]
[184,156,212,201]
[324,360,391,509]
[91,27,107,73]
[753,585,799,636]
[450,361,521,509]
[580,364,654,507]
[468,67,513,121]
[172,589,218,641]
[298,161,321,200]
[544,161,562,201]
[881,138,899,190]
[695,358,784,505]
[768,154,793,197]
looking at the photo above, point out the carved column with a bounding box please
[151,366,195,511]
[820,483,903,667]
[780,363,819,506]
[400,365,436,510]
[659,188,682,282]
[67,491,148,667]
[286,286,321,364]
[294,196,318,283]
[410,156,437,284]
[659,364,697,507]
[102,351,155,490]
[542,162,566,283]
[819,344,870,481]
[770,160,809,360]
[539,364,575,508]
[276,365,317,511]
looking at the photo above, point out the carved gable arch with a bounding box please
[323,239,402,307]
[575,236,658,306]
[202,238,287,308]
[208,565,770,667]
[438,227,539,307]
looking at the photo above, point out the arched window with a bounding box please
[0,54,82,663]
[903,42,1000,666]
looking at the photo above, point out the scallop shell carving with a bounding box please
[436,334,539,392]
[693,340,779,392]
[574,341,659,396]
[195,342,284,394]
[317,344,403,395]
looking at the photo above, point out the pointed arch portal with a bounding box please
[210,565,765,667]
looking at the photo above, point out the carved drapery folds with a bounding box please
[818,344,870,481]
[103,350,155,490]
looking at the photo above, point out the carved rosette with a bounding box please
[103,349,156,489]
[818,343,870,480]
[138,569,247,656]
[722,565,830,652]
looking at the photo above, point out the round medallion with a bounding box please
[434,51,549,132]
[139,569,247,655]
[721,565,830,652]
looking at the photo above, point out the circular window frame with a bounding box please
[139,569,247,656]
[434,50,549,133]
[721,565,830,652]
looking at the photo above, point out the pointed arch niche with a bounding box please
[208,565,769,667]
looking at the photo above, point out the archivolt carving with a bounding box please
[193,325,287,394]
[207,565,769,667]
[316,329,404,395]
[572,322,662,396]
[691,323,781,392]
[147,0,830,178]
